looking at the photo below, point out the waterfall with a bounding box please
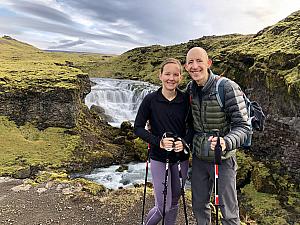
[82,78,191,190]
[85,78,158,127]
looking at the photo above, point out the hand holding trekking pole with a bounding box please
[211,129,222,165]
[208,135,226,152]
[161,132,189,225]
[160,137,175,151]
[161,132,189,154]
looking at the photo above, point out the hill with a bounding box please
[0,36,137,178]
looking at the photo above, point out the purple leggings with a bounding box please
[145,159,189,225]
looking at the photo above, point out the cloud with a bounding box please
[9,1,75,26]
[0,0,299,54]
[48,39,85,49]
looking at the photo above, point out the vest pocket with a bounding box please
[192,135,211,158]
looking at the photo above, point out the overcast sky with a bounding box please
[0,0,299,54]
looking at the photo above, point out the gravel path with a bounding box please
[0,177,197,225]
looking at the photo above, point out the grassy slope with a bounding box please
[0,36,113,92]
[0,116,79,174]
[0,36,114,176]
[84,34,252,86]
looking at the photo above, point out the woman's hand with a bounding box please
[173,140,184,152]
[160,137,174,151]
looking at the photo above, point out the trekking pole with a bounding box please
[162,151,170,225]
[213,129,222,225]
[141,143,150,225]
[175,137,189,225]
[177,162,189,225]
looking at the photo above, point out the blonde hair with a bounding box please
[160,58,183,74]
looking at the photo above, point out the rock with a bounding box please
[113,136,125,145]
[115,165,128,172]
[120,121,133,133]
[90,105,113,122]
[12,166,31,179]
[11,184,31,192]
[36,188,47,194]
[0,77,90,130]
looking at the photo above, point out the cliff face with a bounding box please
[0,36,92,129]
[0,74,90,129]
[0,36,134,177]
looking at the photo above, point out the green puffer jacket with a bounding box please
[187,71,250,161]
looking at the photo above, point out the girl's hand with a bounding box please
[160,137,174,151]
[173,140,183,152]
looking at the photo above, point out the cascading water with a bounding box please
[82,78,158,189]
[83,162,152,190]
[82,78,191,189]
[85,78,158,127]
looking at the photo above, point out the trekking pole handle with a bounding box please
[212,129,222,165]
[162,132,189,154]
[176,137,189,154]
[162,132,174,151]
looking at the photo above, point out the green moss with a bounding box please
[251,162,279,193]
[133,138,148,161]
[90,150,113,161]
[236,151,253,186]
[0,116,81,176]
[241,183,289,224]
[278,67,300,98]
[31,171,106,195]
[74,178,106,195]
[34,171,69,183]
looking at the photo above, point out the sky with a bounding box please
[0,0,299,54]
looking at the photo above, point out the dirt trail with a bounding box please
[0,177,197,225]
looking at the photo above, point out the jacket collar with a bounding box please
[191,70,218,93]
[156,87,184,103]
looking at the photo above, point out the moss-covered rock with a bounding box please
[240,183,297,225]
[133,138,148,161]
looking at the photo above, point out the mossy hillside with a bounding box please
[221,10,300,98]
[0,116,80,176]
[0,106,126,177]
[83,34,252,86]
[0,36,113,93]
[235,152,300,224]
[87,11,300,101]
[0,36,136,176]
